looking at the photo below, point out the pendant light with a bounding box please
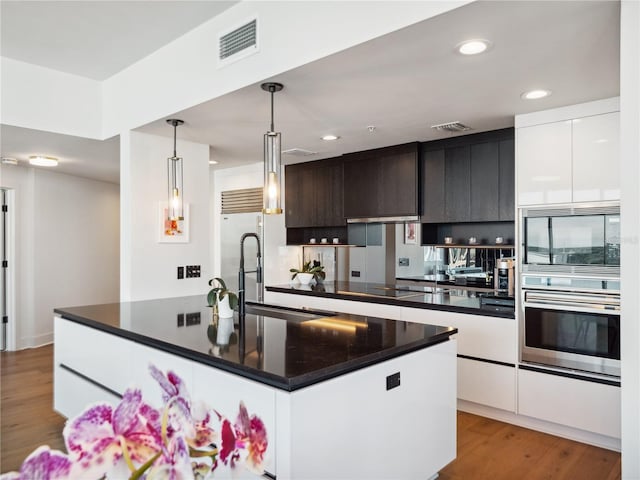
[166,119,185,230]
[261,82,284,214]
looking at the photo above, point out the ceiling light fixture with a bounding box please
[521,89,552,100]
[457,39,490,55]
[322,134,340,141]
[1,157,18,165]
[166,119,185,230]
[209,159,219,165]
[29,155,58,167]
[261,82,284,215]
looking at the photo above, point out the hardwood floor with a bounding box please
[1,345,622,478]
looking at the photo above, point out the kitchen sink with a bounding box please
[243,303,333,322]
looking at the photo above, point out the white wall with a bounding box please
[1,165,119,348]
[620,1,640,476]
[0,58,102,139]
[120,131,210,301]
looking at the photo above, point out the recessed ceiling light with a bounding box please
[322,134,340,141]
[29,155,58,167]
[521,89,552,100]
[209,159,218,165]
[1,157,18,165]
[457,39,490,55]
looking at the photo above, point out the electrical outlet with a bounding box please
[351,270,361,277]
[177,266,184,279]
[186,312,201,326]
[177,313,185,326]
[386,372,401,390]
[399,257,410,266]
[186,265,201,278]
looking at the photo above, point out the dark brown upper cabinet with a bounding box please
[343,142,420,219]
[421,128,514,223]
[285,157,345,228]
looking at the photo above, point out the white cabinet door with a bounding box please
[572,112,620,202]
[191,364,277,478]
[518,369,620,439]
[517,121,572,205]
[458,357,516,412]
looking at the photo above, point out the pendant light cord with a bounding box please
[270,87,275,132]
[172,122,177,158]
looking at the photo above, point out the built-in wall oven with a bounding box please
[519,203,621,379]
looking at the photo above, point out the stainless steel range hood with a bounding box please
[347,215,420,224]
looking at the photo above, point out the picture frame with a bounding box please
[404,222,418,245]
[158,202,190,243]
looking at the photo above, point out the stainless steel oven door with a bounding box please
[522,290,621,378]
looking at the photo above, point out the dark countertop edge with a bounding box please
[54,309,457,393]
[265,286,515,319]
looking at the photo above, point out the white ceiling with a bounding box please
[0,1,237,80]
[0,1,621,183]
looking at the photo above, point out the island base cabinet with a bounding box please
[518,368,621,439]
[191,364,277,479]
[275,339,457,480]
[458,358,516,412]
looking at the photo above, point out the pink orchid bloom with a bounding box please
[234,402,267,474]
[0,446,72,480]
[149,366,217,450]
[63,389,162,478]
[216,403,267,474]
[146,435,193,480]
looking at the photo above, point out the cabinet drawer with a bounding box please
[518,368,620,438]
[401,308,516,364]
[54,316,132,395]
[458,357,516,412]
[54,364,121,419]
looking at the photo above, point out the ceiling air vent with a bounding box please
[218,18,258,66]
[282,148,318,157]
[221,187,263,214]
[431,121,472,133]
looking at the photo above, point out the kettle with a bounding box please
[494,258,515,295]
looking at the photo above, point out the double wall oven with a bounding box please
[519,203,621,379]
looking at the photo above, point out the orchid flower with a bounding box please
[145,435,193,480]
[216,403,267,474]
[63,389,162,478]
[148,366,217,451]
[0,446,72,480]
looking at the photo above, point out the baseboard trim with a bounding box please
[458,399,621,452]
[19,333,53,350]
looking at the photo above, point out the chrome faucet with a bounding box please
[238,232,263,317]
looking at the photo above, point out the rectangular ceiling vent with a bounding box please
[431,121,472,133]
[282,148,318,157]
[218,17,258,67]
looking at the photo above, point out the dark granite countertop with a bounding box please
[54,296,456,392]
[266,281,516,318]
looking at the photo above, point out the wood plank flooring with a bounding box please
[1,345,622,478]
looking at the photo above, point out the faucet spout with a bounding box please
[239,232,262,317]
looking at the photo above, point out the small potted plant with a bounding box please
[290,260,325,285]
[207,277,238,318]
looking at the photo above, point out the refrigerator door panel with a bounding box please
[220,213,262,302]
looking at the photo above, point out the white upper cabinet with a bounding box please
[572,112,620,202]
[515,98,620,206]
[517,120,572,205]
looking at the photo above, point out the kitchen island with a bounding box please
[54,296,457,480]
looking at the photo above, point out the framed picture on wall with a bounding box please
[404,222,418,245]
[158,202,190,243]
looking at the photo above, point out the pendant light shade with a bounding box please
[166,119,184,227]
[261,82,284,215]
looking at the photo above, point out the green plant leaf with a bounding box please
[207,290,217,307]
[228,293,238,310]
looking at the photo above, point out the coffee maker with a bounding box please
[494,258,515,296]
